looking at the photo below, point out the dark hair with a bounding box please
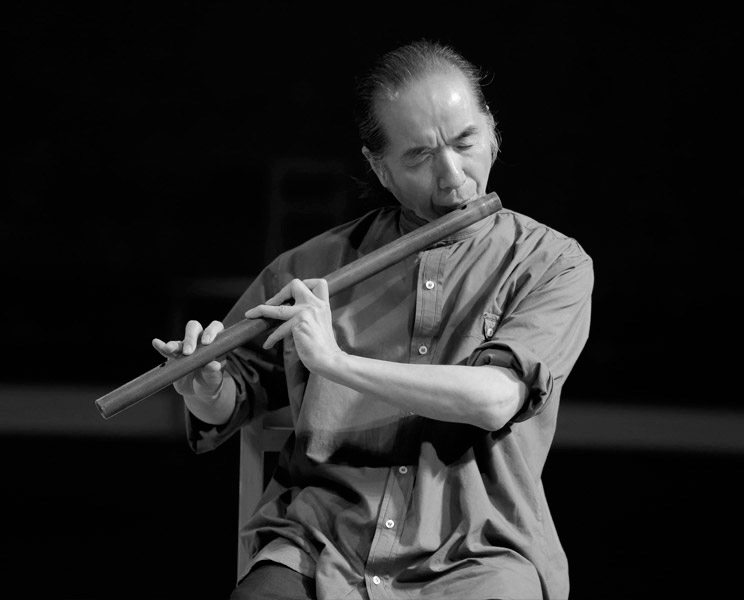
[354,39,500,190]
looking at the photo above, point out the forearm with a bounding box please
[320,353,527,431]
[183,371,237,426]
[245,278,527,430]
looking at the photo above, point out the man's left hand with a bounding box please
[244,278,344,374]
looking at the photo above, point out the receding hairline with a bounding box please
[372,63,472,105]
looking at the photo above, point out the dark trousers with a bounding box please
[230,561,317,600]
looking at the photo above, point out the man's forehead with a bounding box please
[377,72,480,145]
[381,71,474,110]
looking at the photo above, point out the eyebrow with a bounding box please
[401,125,480,161]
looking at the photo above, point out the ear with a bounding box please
[362,146,389,189]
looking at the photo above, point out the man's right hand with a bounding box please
[152,320,233,422]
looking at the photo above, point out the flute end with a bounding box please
[94,398,112,420]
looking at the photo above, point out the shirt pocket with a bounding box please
[482,311,500,340]
[463,310,502,342]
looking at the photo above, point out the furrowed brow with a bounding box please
[401,125,480,161]
[453,125,479,143]
[401,145,431,161]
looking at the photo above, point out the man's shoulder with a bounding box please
[495,207,566,238]
[494,208,590,258]
[274,205,400,275]
[297,205,399,252]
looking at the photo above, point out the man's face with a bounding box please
[367,71,494,222]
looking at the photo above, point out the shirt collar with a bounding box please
[397,204,497,245]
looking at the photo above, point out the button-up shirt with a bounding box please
[188,203,593,600]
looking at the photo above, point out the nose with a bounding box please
[436,148,466,190]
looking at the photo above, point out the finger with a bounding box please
[262,319,294,350]
[303,278,329,302]
[200,368,223,390]
[202,359,225,372]
[152,338,180,358]
[289,278,313,301]
[152,339,184,361]
[200,360,225,383]
[183,320,203,354]
[245,302,300,321]
[245,278,319,320]
[194,361,225,394]
[263,278,311,308]
[264,281,296,307]
[290,278,330,306]
[201,320,224,344]
[166,340,183,354]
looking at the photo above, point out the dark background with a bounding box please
[2,1,742,598]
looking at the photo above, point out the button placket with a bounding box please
[411,248,444,362]
[365,462,412,599]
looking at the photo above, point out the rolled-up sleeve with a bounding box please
[468,241,594,422]
[186,264,289,454]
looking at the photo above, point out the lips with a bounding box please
[434,195,472,213]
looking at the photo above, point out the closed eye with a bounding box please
[404,148,431,166]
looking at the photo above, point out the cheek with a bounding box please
[392,167,434,197]
[468,150,493,187]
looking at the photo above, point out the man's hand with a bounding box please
[152,320,230,421]
[244,278,344,375]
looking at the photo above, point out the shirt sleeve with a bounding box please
[186,263,289,454]
[467,239,594,422]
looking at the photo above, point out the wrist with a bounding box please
[184,373,236,426]
[315,349,352,383]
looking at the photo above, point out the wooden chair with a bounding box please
[236,406,294,579]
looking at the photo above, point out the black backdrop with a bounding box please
[2,1,742,598]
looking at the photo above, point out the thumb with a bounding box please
[193,361,225,395]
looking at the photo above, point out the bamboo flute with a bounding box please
[95,192,502,419]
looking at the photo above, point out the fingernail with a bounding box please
[183,344,192,354]
[202,335,211,344]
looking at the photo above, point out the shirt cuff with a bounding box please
[467,341,554,422]
[185,382,256,454]
[185,401,241,454]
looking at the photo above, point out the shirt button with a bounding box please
[372,575,381,585]
[398,466,408,474]
[486,327,494,337]
[425,280,435,290]
[385,519,395,529]
[418,345,428,355]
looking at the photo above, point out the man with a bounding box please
[154,40,593,600]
